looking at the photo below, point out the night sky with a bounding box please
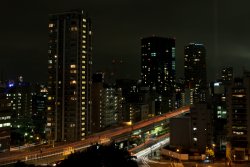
[1,0,250,83]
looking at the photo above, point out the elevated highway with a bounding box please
[0,106,190,166]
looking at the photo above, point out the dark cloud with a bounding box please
[1,0,250,82]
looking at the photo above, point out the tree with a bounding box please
[58,143,138,167]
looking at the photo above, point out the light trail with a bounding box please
[0,106,190,166]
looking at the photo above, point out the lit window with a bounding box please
[70,70,77,74]
[70,80,77,84]
[48,23,54,28]
[70,26,78,31]
[70,97,76,101]
[70,64,76,68]
[48,107,51,111]
[151,52,156,57]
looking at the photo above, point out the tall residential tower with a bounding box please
[47,10,92,142]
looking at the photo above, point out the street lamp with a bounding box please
[24,132,28,145]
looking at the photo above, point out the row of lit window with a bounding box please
[232,131,245,135]
[0,116,11,120]
[0,122,11,128]
[6,93,22,97]
[171,47,175,58]
[70,79,86,84]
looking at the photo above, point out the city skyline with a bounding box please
[1,0,250,83]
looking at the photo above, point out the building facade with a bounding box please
[141,36,176,95]
[91,74,123,132]
[209,81,227,152]
[141,37,176,112]
[47,10,92,142]
[221,67,233,83]
[0,84,11,152]
[184,43,207,103]
[227,73,250,160]
[170,103,212,153]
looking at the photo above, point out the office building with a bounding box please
[47,10,92,142]
[5,77,33,135]
[91,73,104,133]
[91,74,123,132]
[31,84,48,142]
[141,37,176,112]
[170,103,212,153]
[0,84,11,152]
[227,72,250,160]
[221,67,233,83]
[209,81,227,152]
[141,36,175,95]
[184,43,207,103]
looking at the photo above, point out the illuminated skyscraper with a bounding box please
[47,10,92,142]
[141,37,176,95]
[140,37,176,113]
[221,66,233,83]
[184,43,207,103]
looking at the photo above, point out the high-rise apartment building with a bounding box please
[91,73,123,132]
[47,10,92,142]
[184,43,207,103]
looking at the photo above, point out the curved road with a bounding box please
[0,106,190,166]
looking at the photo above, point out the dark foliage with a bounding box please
[58,143,138,167]
[13,161,35,167]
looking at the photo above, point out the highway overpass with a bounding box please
[0,106,190,166]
